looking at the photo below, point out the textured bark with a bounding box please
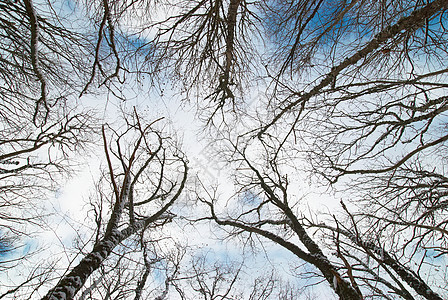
[224,0,241,76]
[22,0,48,123]
[42,229,127,300]
[42,154,186,299]
[42,216,181,299]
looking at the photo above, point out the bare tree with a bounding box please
[0,1,121,297]
[221,1,448,298]
[76,221,188,300]
[82,0,448,123]
[194,127,446,299]
[194,137,365,299]
[41,112,188,299]
[258,0,448,135]
[0,0,94,122]
[246,1,448,298]
[2,0,448,299]
[0,0,99,239]
[77,0,266,120]
[304,200,445,300]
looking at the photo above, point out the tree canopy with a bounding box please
[0,0,447,299]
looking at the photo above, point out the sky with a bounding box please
[1,0,447,299]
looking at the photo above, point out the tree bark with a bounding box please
[42,228,127,300]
